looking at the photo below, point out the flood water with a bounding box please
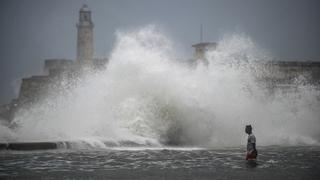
[1,146,319,179]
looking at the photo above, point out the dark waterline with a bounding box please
[1,146,319,180]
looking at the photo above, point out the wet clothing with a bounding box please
[246,133,257,160]
[247,134,256,152]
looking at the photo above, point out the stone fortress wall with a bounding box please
[44,59,75,76]
[263,61,320,85]
[193,42,320,88]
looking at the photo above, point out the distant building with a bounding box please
[77,4,94,65]
[262,61,320,89]
[191,41,320,88]
[0,4,108,121]
[192,42,217,60]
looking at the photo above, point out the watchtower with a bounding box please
[192,42,217,60]
[76,4,94,64]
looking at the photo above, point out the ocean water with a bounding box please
[1,146,319,179]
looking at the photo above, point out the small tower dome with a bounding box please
[80,4,90,12]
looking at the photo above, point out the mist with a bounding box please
[1,26,319,148]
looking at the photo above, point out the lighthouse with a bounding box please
[76,4,94,65]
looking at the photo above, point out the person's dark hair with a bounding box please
[245,125,252,134]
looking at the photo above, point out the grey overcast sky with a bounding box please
[0,0,320,104]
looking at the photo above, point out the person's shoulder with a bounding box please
[248,134,256,143]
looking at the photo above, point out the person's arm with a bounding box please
[252,135,256,151]
[252,143,256,151]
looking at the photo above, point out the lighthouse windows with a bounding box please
[84,14,89,21]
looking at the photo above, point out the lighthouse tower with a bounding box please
[76,4,94,65]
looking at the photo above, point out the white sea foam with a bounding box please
[1,25,319,148]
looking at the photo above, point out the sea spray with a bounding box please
[2,25,319,148]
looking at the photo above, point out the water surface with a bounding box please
[1,146,319,179]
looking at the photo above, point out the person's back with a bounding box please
[245,125,257,160]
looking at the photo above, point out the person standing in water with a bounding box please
[245,125,257,160]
